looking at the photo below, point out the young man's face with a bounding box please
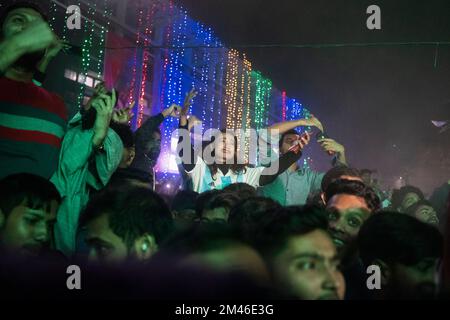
[214,133,236,164]
[0,199,58,257]
[387,257,439,299]
[2,8,43,39]
[279,133,298,155]
[270,229,345,300]
[399,192,421,212]
[84,214,129,265]
[326,194,371,251]
[413,205,439,226]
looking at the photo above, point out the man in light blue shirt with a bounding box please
[260,116,347,206]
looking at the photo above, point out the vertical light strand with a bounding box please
[225,49,239,129]
[137,3,155,128]
[96,0,110,79]
[282,90,287,121]
[77,1,96,108]
[242,55,252,162]
[127,7,144,119]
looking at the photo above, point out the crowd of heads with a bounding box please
[0,1,449,301]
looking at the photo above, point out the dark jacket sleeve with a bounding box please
[130,113,164,173]
[177,122,197,172]
[259,150,302,186]
[135,113,164,155]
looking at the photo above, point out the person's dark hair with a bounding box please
[79,186,173,249]
[0,173,60,218]
[359,169,373,176]
[171,190,198,212]
[278,129,298,151]
[358,212,443,267]
[109,122,134,148]
[0,1,48,29]
[255,205,330,259]
[205,129,247,179]
[223,183,257,200]
[321,166,362,192]
[390,185,425,210]
[229,196,281,243]
[161,222,244,254]
[201,192,240,216]
[108,168,152,188]
[195,189,222,218]
[325,179,381,212]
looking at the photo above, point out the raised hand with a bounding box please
[92,89,116,147]
[181,88,198,117]
[299,115,324,132]
[317,138,344,155]
[163,103,182,118]
[288,131,311,154]
[112,101,135,124]
[187,115,202,131]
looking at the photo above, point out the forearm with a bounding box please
[335,150,347,166]
[268,119,306,135]
[259,150,302,186]
[92,117,110,147]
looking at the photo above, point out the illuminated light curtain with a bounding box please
[225,49,239,129]
[253,71,272,129]
[157,4,188,177]
[282,90,287,121]
[241,55,252,162]
[76,1,96,108]
[127,6,144,128]
[96,0,111,78]
[136,2,156,128]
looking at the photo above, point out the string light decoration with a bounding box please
[127,7,144,128]
[136,3,156,129]
[253,71,272,129]
[225,49,239,129]
[96,0,111,78]
[158,3,188,177]
[282,90,287,121]
[77,1,97,109]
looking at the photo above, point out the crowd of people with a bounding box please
[1,2,449,300]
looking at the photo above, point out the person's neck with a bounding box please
[4,67,34,83]
[288,162,298,172]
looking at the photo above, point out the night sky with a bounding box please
[176,0,450,193]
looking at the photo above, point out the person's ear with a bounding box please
[373,259,391,286]
[320,192,326,205]
[133,233,157,261]
[126,147,136,166]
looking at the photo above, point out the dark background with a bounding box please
[176,0,450,194]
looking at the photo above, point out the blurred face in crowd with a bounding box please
[0,199,58,257]
[2,8,46,71]
[185,243,270,283]
[201,207,229,222]
[361,172,372,185]
[399,192,421,212]
[270,229,345,300]
[214,132,236,164]
[411,205,439,226]
[326,194,371,251]
[280,133,299,155]
[383,257,439,299]
[147,131,162,166]
[84,213,156,265]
